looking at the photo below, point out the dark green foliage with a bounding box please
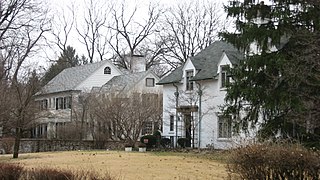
[177,138,189,148]
[0,163,23,180]
[220,0,320,142]
[42,46,88,85]
[227,143,320,179]
[160,138,171,148]
[153,130,161,148]
[140,135,157,148]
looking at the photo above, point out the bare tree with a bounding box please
[158,1,225,65]
[0,0,51,158]
[91,93,162,145]
[76,0,109,63]
[108,2,162,70]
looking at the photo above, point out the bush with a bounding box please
[140,135,157,148]
[160,138,171,148]
[0,163,23,180]
[25,168,74,180]
[177,138,189,148]
[227,143,320,179]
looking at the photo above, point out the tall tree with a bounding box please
[221,0,320,143]
[108,2,162,70]
[158,0,225,67]
[0,0,51,158]
[42,46,87,84]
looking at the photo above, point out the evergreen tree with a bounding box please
[221,0,320,145]
[42,46,88,84]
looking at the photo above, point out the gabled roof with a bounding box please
[157,41,243,84]
[100,70,158,93]
[38,60,113,95]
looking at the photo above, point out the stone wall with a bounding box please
[0,138,123,154]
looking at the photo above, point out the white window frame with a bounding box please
[218,115,232,139]
[186,70,194,91]
[220,65,230,88]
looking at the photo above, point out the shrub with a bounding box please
[227,143,320,179]
[25,168,74,180]
[140,135,157,148]
[177,138,189,148]
[160,138,171,148]
[0,163,23,180]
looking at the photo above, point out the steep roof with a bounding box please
[157,41,243,84]
[39,60,111,95]
[100,71,157,93]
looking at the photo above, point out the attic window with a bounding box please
[220,65,230,88]
[104,67,111,74]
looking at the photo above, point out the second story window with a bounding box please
[186,70,194,91]
[146,78,155,87]
[221,65,230,88]
[55,97,71,110]
[104,66,111,74]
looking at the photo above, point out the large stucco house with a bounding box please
[158,41,244,149]
[34,55,161,140]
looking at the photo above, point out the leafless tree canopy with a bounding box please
[0,0,51,158]
[50,0,225,76]
[91,93,162,145]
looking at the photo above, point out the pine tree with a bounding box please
[42,46,87,84]
[221,0,320,146]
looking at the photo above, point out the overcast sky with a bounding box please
[37,0,228,70]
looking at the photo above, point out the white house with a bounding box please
[34,55,162,139]
[158,41,244,149]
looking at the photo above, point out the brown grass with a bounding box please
[0,150,228,180]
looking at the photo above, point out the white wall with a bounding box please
[76,61,122,92]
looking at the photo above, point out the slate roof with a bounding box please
[157,41,243,84]
[38,60,110,95]
[99,71,151,93]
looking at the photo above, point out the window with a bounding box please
[146,78,155,87]
[221,65,230,88]
[104,66,111,74]
[55,97,71,110]
[170,115,174,131]
[218,116,232,138]
[142,121,153,135]
[186,70,194,90]
[39,99,48,110]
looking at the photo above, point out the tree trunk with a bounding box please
[13,127,22,158]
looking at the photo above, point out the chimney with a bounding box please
[127,54,146,73]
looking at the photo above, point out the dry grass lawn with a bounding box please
[0,150,228,180]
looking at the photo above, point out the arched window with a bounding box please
[104,66,111,74]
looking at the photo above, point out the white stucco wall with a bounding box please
[161,53,244,149]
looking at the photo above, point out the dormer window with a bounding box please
[220,65,230,88]
[186,70,194,91]
[104,67,111,74]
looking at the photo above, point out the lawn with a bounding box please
[0,150,228,180]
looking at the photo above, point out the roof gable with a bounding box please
[100,70,159,94]
[158,41,243,84]
[39,60,120,95]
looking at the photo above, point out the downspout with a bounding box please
[196,82,202,150]
[172,83,179,148]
